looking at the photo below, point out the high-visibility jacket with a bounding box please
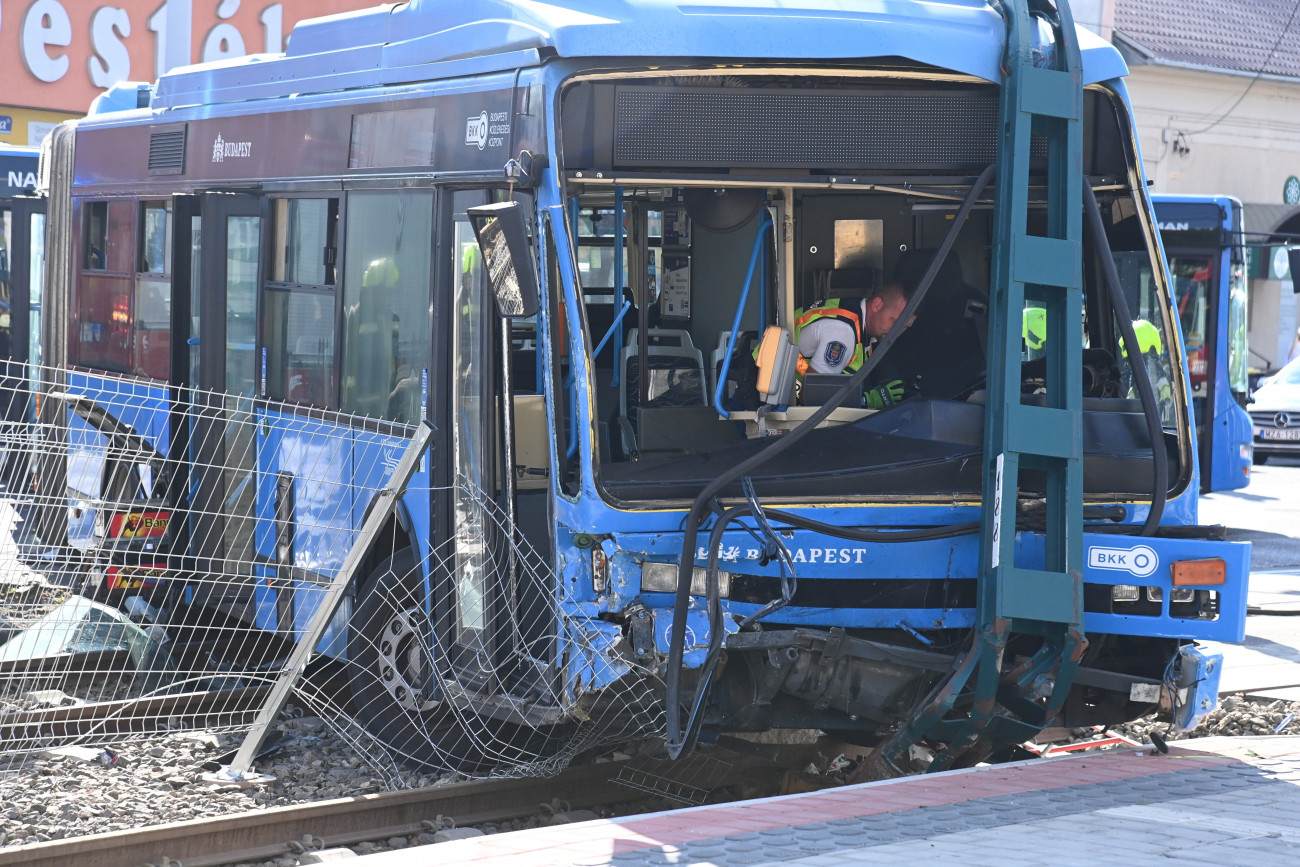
[793,297,869,376]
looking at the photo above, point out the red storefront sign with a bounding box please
[1,0,370,113]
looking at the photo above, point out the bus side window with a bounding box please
[262,197,340,407]
[135,201,172,380]
[84,201,108,270]
[340,189,434,424]
[76,199,134,373]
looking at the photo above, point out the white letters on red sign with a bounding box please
[89,8,132,88]
[22,0,73,83]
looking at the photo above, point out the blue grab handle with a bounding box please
[713,211,774,418]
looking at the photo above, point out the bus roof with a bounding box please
[1152,194,1242,234]
[149,0,1128,111]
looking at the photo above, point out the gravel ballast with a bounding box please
[2,695,1298,863]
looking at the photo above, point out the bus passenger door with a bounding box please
[450,192,558,705]
[172,192,263,615]
[441,190,502,690]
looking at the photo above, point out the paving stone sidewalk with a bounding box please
[352,736,1300,866]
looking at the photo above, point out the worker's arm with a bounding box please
[794,317,858,375]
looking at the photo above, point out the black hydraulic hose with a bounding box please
[675,503,751,754]
[1082,184,1167,536]
[678,488,803,755]
[663,164,998,757]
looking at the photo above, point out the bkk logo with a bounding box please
[465,112,488,150]
[1087,544,1159,578]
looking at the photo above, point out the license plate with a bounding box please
[1261,428,1300,441]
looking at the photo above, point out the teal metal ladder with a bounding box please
[861,0,1086,778]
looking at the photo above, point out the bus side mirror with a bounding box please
[1288,247,1300,294]
[467,201,541,318]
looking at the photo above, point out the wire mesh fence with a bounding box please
[0,365,667,789]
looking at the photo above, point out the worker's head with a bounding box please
[362,257,400,290]
[862,280,915,339]
[1122,318,1163,358]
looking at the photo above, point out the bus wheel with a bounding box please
[1253,453,1269,465]
[349,550,453,769]
[348,550,543,773]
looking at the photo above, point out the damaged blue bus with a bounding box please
[37,0,1247,775]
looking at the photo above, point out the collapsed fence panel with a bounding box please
[0,367,666,791]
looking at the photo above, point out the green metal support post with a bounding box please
[859,0,1087,779]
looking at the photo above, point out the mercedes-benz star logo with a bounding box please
[1276,412,1293,429]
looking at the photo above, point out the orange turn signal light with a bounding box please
[1171,558,1226,587]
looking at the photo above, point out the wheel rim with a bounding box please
[376,606,437,711]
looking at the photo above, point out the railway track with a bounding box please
[3,685,1295,867]
[0,747,802,867]
[0,760,644,867]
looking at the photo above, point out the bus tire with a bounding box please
[347,550,552,774]
[1253,453,1269,465]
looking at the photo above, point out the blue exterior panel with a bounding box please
[597,526,1247,651]
[60,372,170,549]
[257,409,355,579]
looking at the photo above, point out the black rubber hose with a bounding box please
[675,503,752,754]
[1082,184,1168,536]
[663,164,997,757]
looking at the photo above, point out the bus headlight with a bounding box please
[641,562,730,598]
[1170,587,1196,604]
[1111,584,1140,602]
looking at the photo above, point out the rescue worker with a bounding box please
[793,280,916,408]
[344,257,403,419]
[1121,317,1172,404]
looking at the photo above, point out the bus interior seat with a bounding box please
[711,331,733,401]
[637,406,743,458]
[712,330,759,403]
[878,248,987,400]
[617,328,708,456]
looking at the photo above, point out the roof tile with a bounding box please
[1115,0,1300,79]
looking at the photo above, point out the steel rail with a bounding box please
[0,760,649,867]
